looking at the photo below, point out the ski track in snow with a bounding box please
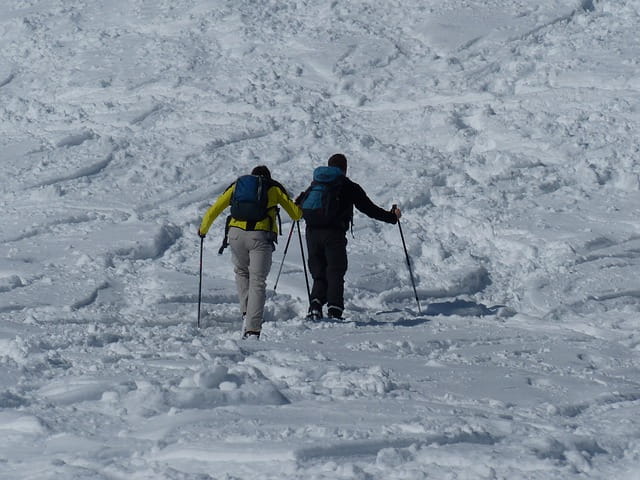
[1,0,640,478]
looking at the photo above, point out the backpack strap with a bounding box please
[244,204,277,232]
[246,219,257,231]
[218,215,232,255]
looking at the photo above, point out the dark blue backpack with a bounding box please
[301,166,347,227]
[230,175,271,223]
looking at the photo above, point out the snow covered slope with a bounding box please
[1,0,640,478]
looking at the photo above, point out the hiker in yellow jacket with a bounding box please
[198,165,302,339]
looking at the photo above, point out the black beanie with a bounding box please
[251,165,271,178]
[328,153,347,173]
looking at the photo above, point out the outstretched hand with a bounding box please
[197,229,206,239]
[391,204,402,220]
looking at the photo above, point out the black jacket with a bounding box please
[303,176,397,231]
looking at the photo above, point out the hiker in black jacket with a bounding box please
[300,153,401,320]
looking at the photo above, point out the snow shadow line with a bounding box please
[307,300,507,328]
[369,300,508,327]
[295,430,500,463]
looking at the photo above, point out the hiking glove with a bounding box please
[197,229,206,239]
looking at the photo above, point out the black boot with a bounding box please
[327,305,344,320]
[307,298,323,320]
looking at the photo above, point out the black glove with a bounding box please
[198,229,206,239]
[391,204,402,221]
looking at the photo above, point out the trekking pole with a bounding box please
[296,221,311,302]
[197,236,204,328]
[273,221,296,291]
[394,205,422,313]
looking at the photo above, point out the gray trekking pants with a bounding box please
[228,227,274,333]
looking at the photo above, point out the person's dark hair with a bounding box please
[328,153,347,173]
[251,165,271,178]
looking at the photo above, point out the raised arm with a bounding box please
[198,184,234,236]
[351,182,398,224]
[274,184,303,221]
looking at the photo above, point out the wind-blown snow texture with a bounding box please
[1,0,640,478]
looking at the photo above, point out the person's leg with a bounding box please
[324,231,348,318]
[306,229,328,311]
[244,231,273,333]
[228,228,250,317]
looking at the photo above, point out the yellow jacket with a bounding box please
[199,178,302,236]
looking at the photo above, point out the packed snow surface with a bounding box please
[1,0,640,478]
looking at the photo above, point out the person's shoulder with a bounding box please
[268,178,288,194]
[343,176,363,191]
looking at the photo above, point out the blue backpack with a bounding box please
[300,166,348,227]
[230,175,271,223]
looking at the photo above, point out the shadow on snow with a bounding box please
[363,299,509,327]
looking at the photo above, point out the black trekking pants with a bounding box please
[305,228,348,310]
